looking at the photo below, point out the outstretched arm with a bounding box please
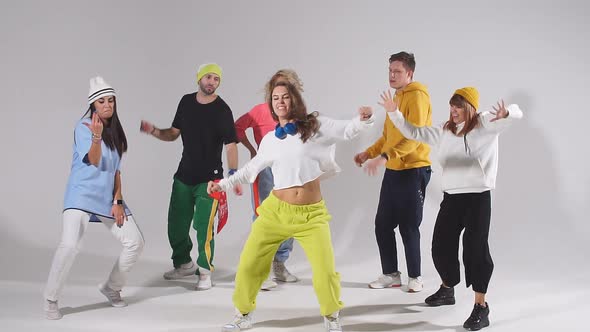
[140,120,181,141]
[362,90,439,176]
[318,107,374,141]
[379,90,442,147]
[379,90,433,159]
[209,135,273,194]
[480,100,523,132]
[208,154,271,194]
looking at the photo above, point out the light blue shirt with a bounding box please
[63,118,131,221]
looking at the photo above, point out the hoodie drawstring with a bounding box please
[463,133,471,155]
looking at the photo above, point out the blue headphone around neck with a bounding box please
[275,122,297,139]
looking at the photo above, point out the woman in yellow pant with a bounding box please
[208,73,374,332]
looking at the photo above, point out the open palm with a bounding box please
[490,99,509,122]
[378,90,398,113]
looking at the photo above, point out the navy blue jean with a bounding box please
[374,166,431,278]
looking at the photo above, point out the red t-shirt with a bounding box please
[234,103,276,147]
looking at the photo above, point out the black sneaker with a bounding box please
[463,302,490,331]
[425,285,455,306]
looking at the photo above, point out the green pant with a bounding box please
[168,177,218,271]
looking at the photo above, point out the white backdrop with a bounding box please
[1,0,589,318]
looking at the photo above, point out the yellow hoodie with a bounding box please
[366,81,432,170]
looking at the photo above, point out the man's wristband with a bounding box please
[228,168,237,176]
[113,199,124,205]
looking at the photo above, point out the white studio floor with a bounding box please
[2,250,589,332]
[3,1,590,331]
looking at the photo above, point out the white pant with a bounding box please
[44,209,145,301]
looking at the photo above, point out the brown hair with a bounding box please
[389,51,416,72]
[83,97,128,158]
[443,94,480,136]
[267,81,319,143]
[264,69,304,100]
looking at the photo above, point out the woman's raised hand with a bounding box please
[84,112,104,137]
[490,99,509,122]
[378,90,398,113]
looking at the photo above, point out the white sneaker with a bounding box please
[44,299,63,320]
[324,311,343,332]
[222,310,253,331]
[98,283,127,307]
[196,271,212,291]
[261,278,277,291]
[163,261,197,280]
[408,276,423,293]
[272,261,298,282]
[368,272,402,289]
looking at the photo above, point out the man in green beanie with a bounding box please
[140,63,241,290]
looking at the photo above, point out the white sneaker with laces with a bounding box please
[408,276,423,293]
[222,310,253,331]
[261,278,277,290]
[196,271,212,291]
[99,283,127,307]
[324,311,343,332]
[368,272,402,289]
[272,261,298,282]
[44,299,63,320]
[163,261,197,280]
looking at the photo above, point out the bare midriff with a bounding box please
[272,178,322,205]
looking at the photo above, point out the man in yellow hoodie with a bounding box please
[354,51,432,293]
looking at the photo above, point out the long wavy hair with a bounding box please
[267,81,319,143]
[82,97,128,157]
[264,69,304,100]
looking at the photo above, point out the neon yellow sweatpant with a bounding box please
[233,193,343,316]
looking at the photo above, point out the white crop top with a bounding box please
[219,114,374,191]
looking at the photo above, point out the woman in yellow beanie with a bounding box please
[380,87,523,331]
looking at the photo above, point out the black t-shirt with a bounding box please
[172,92,238,185]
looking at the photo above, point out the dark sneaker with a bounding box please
[463,302,490,331]
[425,285,455,306]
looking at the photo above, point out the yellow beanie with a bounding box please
[454,87,479,110]
[196,63,222,84]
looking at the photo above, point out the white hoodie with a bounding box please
[389,105,523,194]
